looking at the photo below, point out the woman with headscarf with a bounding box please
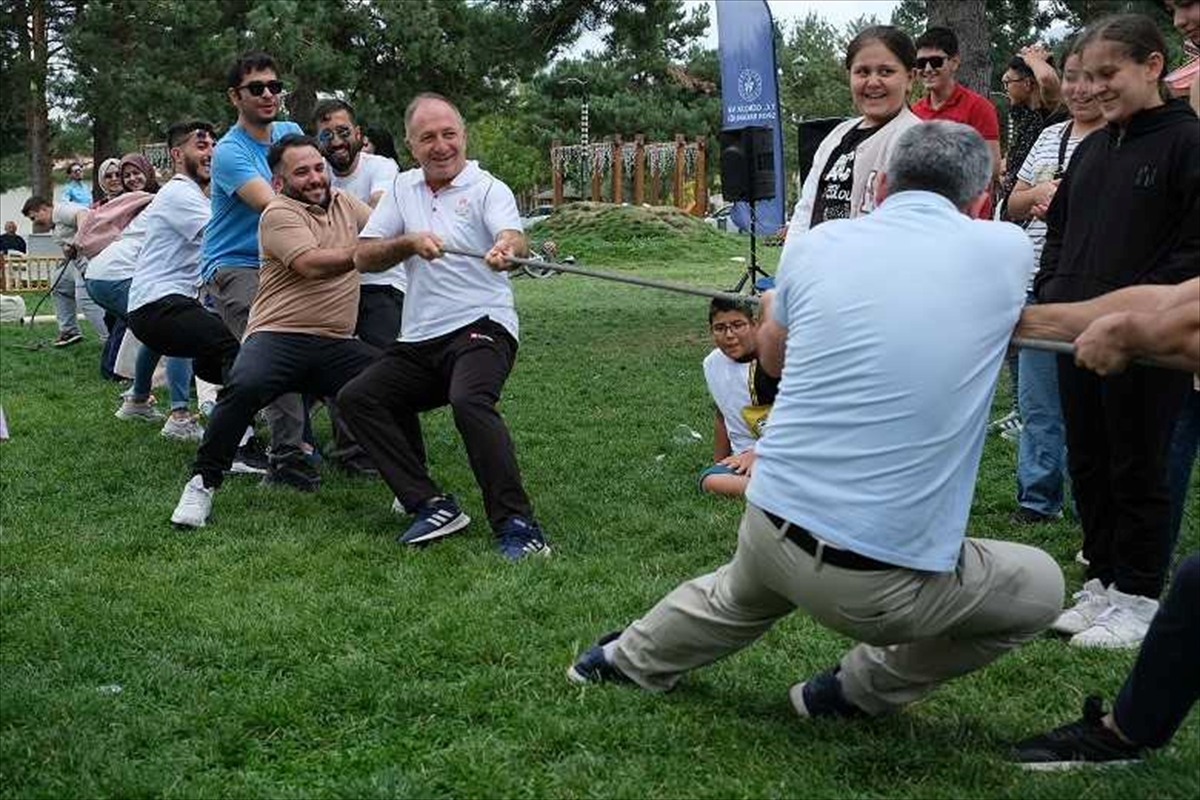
[93,158,124,208]
[118,153,160,194]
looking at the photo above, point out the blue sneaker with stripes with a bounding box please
[397,495,471,546]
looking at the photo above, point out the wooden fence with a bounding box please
[550,134,708,215]
[0,255,61,292]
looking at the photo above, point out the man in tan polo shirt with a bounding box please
[170,133,441,528]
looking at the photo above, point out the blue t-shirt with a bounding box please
[746,191,1032,572]
[63,181,93,206]
[201,120,302,279]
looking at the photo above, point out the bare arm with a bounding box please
[353,233,443,273]
[713,410,732,461]
[289,247,358,280]
[1075,300,1200,375]
[1007,178,1058,222]
[484,228,530,271]
[1021,45,1062,110]
[756,290,787,377]
[1016,278,1200,341]
[235,177,275,212]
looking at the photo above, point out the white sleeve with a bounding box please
[370,158,400,197]
[361,177,405,239]
[482,178,522,236]
[167,184,211,242]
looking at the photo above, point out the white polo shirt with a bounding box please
[361,160,522,342]
[328,152,405,292]
[127,174,211,313]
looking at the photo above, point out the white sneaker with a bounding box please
[1070,588,1159,649]
[1051,578,1110,635]
[170,475,213,528]
[988,410,1020,435]
[161,415,205,442]
[115,398,165,421]
[392,497,405,515]
[1075,549,1090,567]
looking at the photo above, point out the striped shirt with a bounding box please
[1017,120,1086,268]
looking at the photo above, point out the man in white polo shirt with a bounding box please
[337,92,549,562]
[313,98,406,348]
[567,123,1064,727]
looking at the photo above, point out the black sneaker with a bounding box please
[397,495,471,546]
[566,630,630,685]
[789,666,867,719]
[260,457,321,492]
[52,331,83,347]
[1011,695,1144,770]
[229,435,269,475]
[1009,507,1060,525]
[494,516,550,561]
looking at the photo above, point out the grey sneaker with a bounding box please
[161,415,205,442]
[115,398,164,422]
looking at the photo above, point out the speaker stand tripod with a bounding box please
[728,199,772,296]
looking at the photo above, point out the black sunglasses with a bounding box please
[916,55,947,70]
[236,80,285,97]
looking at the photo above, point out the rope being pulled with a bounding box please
[442,247,1176,370]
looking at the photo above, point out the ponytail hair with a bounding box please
[1078,14,1171,101]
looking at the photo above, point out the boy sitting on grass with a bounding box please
[699,297,779,497]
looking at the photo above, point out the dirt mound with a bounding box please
[530,202,720,243]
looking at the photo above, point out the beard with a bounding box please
[326,140,361,172]
[183,154,211,188]
[283,181,330,209]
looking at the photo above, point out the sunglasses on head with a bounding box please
[236,80,284,97]
[915,55,946,70]
[317,126,354,144]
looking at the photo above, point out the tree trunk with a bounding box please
[25,0,53,217]
[927,0,992,98]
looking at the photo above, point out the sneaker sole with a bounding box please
[170,514,206,529]
[227,461,268,475]
[789,682,812,718]
[115,410,164,422]
[161,431,203,442]
[1017,758,1140,771]
[401,513,471,545]
[1069,636,1143,650]
[565,665,591,685]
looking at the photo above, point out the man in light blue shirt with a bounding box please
[568,122,1065,725]
[63,162,92,206]
[202,50,309,488]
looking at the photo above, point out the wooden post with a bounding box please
[590,143,602,201]
[633,134,645,206]
[551,139,563,206]
[673,133,686,209]
[648,155,660,206]
[611,134,623,205]
[693,135,707,217]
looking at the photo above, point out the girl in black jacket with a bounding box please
[1035,13,1200,650]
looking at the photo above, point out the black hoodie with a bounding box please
[1034,98,1200,303]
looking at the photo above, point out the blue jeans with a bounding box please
[1167,390,1200,553]
[1016,334,1068,517]
[85,278,193,411]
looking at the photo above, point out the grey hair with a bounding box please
[403,92,465,139]
[885,121,992,209]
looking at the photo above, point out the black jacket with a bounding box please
[1034,99,1200,303]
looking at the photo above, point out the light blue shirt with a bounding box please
[200,120,302,280]
[746,191,1032,572]
[64,181,92,206]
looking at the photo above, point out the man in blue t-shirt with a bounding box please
[567,123,1065,727]
[202,50,312,489]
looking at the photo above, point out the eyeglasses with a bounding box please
[317,126,354,144]
[236,80,285,97]
[711,320,750,335]
[1001,77,1030,86]
[103,171,120,179]
[915,55,946,70]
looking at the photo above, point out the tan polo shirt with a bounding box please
[246,189,373,338]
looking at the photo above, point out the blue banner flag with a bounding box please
[716,0,787,235]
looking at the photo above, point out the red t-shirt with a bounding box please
[913,83,1000,215]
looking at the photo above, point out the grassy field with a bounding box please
[1,218,1197,798]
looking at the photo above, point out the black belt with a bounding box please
[763,510,896,572]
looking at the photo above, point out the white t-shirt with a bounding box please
[84,212,148,282]
[127,174,211,313]
[361,161,523,342]
[329,152,405,291]
[1016,120,1087,269]
[703,349,770,455]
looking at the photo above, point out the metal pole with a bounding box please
[441,247,1184,370]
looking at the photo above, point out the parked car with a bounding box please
[521,204,556,228]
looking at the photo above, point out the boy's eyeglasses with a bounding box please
[236,80,285,97]
[711,320,750,335]
[915,56,946,70]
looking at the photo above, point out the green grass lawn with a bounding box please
[1,228,1197,799]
